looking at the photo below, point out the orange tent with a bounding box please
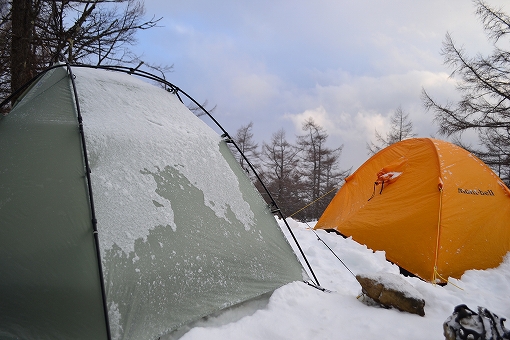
[315,138,510,283]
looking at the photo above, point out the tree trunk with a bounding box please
[11,0,35,95]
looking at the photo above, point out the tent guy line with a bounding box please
[305,222,357,279]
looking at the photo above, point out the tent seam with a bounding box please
[428,139,444,284]
[65,62,112,340]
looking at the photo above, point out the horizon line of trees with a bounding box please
[227,106,419,222]
[230,0,510,208]
[228,118,350,222]
[3,0,510,219]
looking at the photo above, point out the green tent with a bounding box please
[0,65,307,340]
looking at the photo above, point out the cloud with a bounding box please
[284,70,456,129]
[277,69,459,168]
[284,106,332,132]
[136,0,510,170]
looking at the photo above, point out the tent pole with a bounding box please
[165,81,322,287]
[50,63,322,288]
[65,62,112,340]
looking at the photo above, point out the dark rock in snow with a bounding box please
[356,272,425,316]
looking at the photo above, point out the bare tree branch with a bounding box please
[3,0,164,98]
[422,0,510,184]
[366,106,416,155]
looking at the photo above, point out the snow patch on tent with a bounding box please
[108,302,123,339]
[74,68,254,255]
[381,171,402,180]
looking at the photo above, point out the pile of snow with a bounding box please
[172,219,510,340]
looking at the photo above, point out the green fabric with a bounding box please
[0,67,109,339]
[0,66,305,340]
[100,141,304,339]
[73,67,305,339]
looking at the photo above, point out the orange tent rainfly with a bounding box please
[315,138,510,283]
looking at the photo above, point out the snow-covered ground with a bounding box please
[173,219,510,340]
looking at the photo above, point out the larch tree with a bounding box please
[260,128,303,217]
[297,118,347,221]
[229,121,260,177]
[422,0,510,184]
[367,106,416,155]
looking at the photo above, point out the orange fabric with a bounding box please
[315,138,510,283]
[376,157,407,185]
[371,157,407,197]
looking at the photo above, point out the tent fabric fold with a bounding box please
[315,138,510,283]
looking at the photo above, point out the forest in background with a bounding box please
[1,1,510,220]
[228,107,418,221]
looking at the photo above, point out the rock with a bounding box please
[356,272,425,316]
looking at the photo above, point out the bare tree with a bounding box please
[40,0,160,65]
[367,106,416,155]
[9,0,39,95]
[422,0,510,184]
[186,99,217,118]
[229,122,260,176]
[0,1,10,108]
[3,0,161,99]
[259,129,303,216]
[297,118,347,221]
[226,120,348,220]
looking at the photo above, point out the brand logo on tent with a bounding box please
[457,188,495,196]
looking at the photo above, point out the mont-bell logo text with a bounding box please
[458,188,495,196]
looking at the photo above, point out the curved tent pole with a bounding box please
[1,63,322,290]
[75,65,323,287]
[0,64,65,110]
[229,138,323,288]
[174,89,322,288]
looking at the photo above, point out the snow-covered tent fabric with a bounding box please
[315,138,510,283]
[0,66,306,340]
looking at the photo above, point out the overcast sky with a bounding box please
[134,0,508,171]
